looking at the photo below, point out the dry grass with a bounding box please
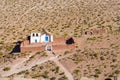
[0,0,120,80]
[0,0,120,42]
[11,61,67,80]
[60,34,120,80]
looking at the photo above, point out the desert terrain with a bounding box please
[0,0,120,80]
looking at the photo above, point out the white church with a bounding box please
[30,30,53,43]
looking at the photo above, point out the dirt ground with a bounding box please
[0,0,120,80]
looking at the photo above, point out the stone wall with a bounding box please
[20,46,45,53]
[20,44,75,53]
[83,28,106,35]
[20,37,75,53]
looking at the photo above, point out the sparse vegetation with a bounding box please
[0,0,120,80]
[3,67,11,71]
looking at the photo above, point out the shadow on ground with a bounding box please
[66,37,75,44]
[10,41,22,54]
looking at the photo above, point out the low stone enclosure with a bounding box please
[20,37,75,53]
[83,28,106,35]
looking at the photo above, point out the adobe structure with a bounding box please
[20,30,75,53]
[83,28,106,35]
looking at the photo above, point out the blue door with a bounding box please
[35,39,37,43]
[45,35,49,42]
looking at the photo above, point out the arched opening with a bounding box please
[45,35,49,42]
[36,33,38,36]
[35,39,37,43]
[33,33,35,36]
[45,45,52,51]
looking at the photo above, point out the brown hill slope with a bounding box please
[0,0,120,42]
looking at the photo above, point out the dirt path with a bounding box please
[53,59,74,80]
[0,53,34,76]
[0,55,58,77]
[0,51,74,80]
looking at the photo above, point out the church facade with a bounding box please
[30,33,53,43]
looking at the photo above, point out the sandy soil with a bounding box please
[0,0,120,80]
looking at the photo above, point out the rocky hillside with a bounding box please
[0,0,120,80]
[0,0,120,42]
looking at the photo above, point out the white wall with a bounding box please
[41,34,46,42]
[30,33,41,43]
[51,35,53,42]
[30,33,53,43]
